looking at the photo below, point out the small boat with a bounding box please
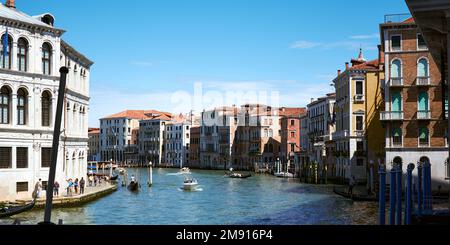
[180,167,191,174]
[127,181,139,192]
[183,178,199,191]
[0,200,36,219]
[225,170,252,179]
[274,172,294,178]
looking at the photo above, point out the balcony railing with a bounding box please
[355,130,365,137]
[380,111,404,121]
[417,110,431,120]
[354,94,365,102]
[388,78,404,87]
[416,76,431,86]
[332,130,350,140]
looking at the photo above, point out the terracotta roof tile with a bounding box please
[279,108,307,117]
[349,59,379,71]
[102,110,172,120]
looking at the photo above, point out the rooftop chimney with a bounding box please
[337,69,341,76]
[5,0,15,8]
[345,62,349,70]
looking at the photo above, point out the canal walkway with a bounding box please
[15,183,118,208]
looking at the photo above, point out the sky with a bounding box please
[18,0,410,127]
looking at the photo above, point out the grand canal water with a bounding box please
[0,168,378,225]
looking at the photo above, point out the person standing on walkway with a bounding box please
[53,181,60,196]
[88,174,93,187]
[74,178,79,194]
[80,177,85,195]
[35,179,43,198]
[348,176,356,197]
[94,175,98,186]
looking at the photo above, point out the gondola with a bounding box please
[333,187,377,202]
[0,199,36,219]
[109,175,119,181]
[127,181,139,192]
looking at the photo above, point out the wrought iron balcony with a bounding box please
[416,76,431,86]
[354,94,365,102]
[380,111,404,121]
[417,110,431,120]
[354,130,365,137]
[388,78,404,87]
[332,130,350,140]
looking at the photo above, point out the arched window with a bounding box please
[392,91,402,112]
[42,43,52,75]
[0,86,11,124]
[391,59,401,78]
[418,91,429,112]
[41,91,52,127]
[393,156,403,169]
[392,127,402,147]
[419,127,429,147]
[17,38,28,72]
[417,58,429,77]
[1,34,12,69]
[17,88,28,125]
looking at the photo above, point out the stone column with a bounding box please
[11,93,17,126]
[11,41,17,71]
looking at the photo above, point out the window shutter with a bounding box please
[0,147,12,168]
[16,147,28,168]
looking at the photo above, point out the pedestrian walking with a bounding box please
[94,175,98,186]
[348,176,356,197]
[80,177,85,195]
[67,179,73,197]
[53,181,60,196]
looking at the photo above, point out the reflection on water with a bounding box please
[0,169,378,225]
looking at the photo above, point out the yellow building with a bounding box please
[332,49,385,184]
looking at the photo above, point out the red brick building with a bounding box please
[380,16,448,189]
[279,108,307,171]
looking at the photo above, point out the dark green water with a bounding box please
[0,168,378,225]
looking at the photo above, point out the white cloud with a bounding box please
[290,40,322,49]
[350,33,379,40]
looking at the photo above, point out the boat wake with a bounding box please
[178,187,203,192]
[166,173,184,176]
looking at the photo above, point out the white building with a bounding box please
[138,113,172,166]
[306,93,336,172]
[0,2,92,202]
[165,116,192,168]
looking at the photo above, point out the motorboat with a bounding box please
[228,172,252,179]
[180,167,191,174]
[274,172,294,178]
[183,178,198,191]
[225,168,251,179]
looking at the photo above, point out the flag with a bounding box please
[2,28,8,57]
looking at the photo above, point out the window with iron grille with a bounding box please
[0,147,12,169]
[41,91,52,127]
[41,147,52,168]
[16,182,28,193]
[16,147,28,169]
